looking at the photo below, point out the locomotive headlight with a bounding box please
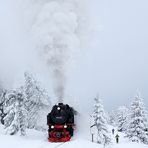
[57,107,61,110]
[51,125,54,129]
[64,125,67,128]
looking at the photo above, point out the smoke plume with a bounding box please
[31,0,80,102]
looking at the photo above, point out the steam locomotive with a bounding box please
[47,103,75,142]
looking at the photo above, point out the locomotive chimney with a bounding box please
[58,103,63,106]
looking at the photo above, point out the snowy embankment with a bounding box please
[0,124,148,148]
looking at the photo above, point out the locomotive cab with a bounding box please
[47,103,74,142]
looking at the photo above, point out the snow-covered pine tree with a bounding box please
[23,72,50,130]
[16,91,27,136]
[91,96,111,145]
[108,110,117,126]
[3,91,17,134]
[125,92,148,144]
[4,90,27,136]
[116,106,128,132]
[0,90,7,125]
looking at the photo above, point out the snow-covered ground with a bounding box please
[0,124,148,148]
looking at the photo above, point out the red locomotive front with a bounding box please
[47,103,74,142]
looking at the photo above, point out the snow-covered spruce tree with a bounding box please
[125,92,148,144]
[116,106,128,132]
[4,90,27,136]
[108,110,117,126]
[0,90,7,125]
[91,96,111,145]
[23,72,50,130]
[16,91,27,136]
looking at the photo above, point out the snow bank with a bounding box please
[1,124,148,148]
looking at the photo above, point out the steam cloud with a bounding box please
[32,0,80,102]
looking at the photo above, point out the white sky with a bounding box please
[66,0,148,111]
[0,0,148,112]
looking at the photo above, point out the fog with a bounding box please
[67,0,148,111]
[0,0,148,112]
